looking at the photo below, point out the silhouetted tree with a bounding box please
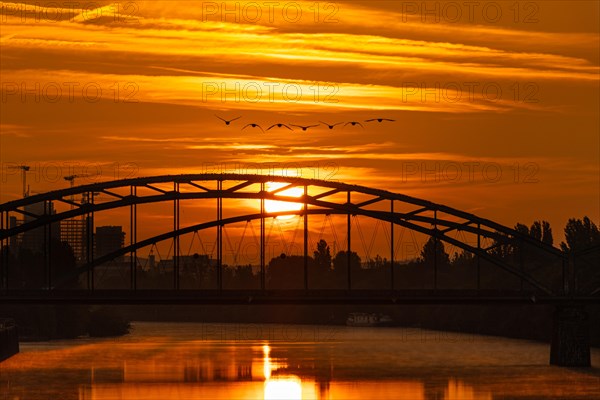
[313,239,332,270]
[533,221,553,245]
[234,265,254,283]
[52,240,79,288]
[333,250,361,269]
[560,216,600,253]
[515,223,529,236]
[515,220,553,245]
[365,254,386,269]
[12,238,78,289]
[559,217,600,293]
[418,236,450,267]
[267,255,310,289]
[489,220,554,266]
[488,236,512,260]
[332,251,361,282]
[512,220,556,270]
[451,250,475,267]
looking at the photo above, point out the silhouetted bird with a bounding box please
[344,121,364,128]
[291,124,319,131]
[365,118,395,123]
[215,115,242,125]
[242,123,264,132]
[267,123,293,131]
[319,121,344,130]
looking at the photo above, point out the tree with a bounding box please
[490,220,554,264]
[560,216,600,253]
[52,240,79,288]
[515,220,553,245]
[418,236,450,267]
[267,255,307,289]
[451,250,475,267]
[512,220,555,266]
[515,223,529,236]
[332,251,361,274]
[14,238,78,289]
[313,239,332,270]
[234,265,254,285]
[533,221,553,245]
[365,254,386,269]
[560,217,600,293]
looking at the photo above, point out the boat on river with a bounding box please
[346,312,393,327]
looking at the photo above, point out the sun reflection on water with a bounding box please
[265,378,303,400]
[263,344,303,400]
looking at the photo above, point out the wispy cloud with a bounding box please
[1,0,598,232]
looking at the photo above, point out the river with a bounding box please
[1,322,599,399]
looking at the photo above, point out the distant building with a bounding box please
[60,216,92,264]
[95,226,125,261]
[21,201,60,254]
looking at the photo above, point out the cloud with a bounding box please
[0,0,598,238]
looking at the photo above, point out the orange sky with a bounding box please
[1,0,599,251]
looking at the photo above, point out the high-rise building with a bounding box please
[60,216,92,264]
[95,226,125,261]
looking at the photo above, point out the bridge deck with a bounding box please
[0,289,597,305]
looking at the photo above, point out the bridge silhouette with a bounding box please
[1,174,598,366]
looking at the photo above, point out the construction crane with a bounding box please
[64,174,100,202]
[64,174,91,207]
[8,165,30,198]
[64,174,90,189]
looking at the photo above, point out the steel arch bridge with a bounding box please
[0,173,598,305]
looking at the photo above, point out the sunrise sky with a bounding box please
[1,0,599,249]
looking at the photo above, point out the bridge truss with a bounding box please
[0,174,598,304]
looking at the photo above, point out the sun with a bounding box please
[264,182,303,219]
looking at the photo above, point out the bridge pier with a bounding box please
[0,319,19,362]
[550,305,591,367]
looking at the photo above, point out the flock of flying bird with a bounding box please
[214,115,395,132]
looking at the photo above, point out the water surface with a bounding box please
[1,322,599,399]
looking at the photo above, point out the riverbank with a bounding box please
[0,305,130,342]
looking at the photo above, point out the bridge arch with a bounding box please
[0,174,569,295]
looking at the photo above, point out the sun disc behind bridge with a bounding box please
[265,182,303,219]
